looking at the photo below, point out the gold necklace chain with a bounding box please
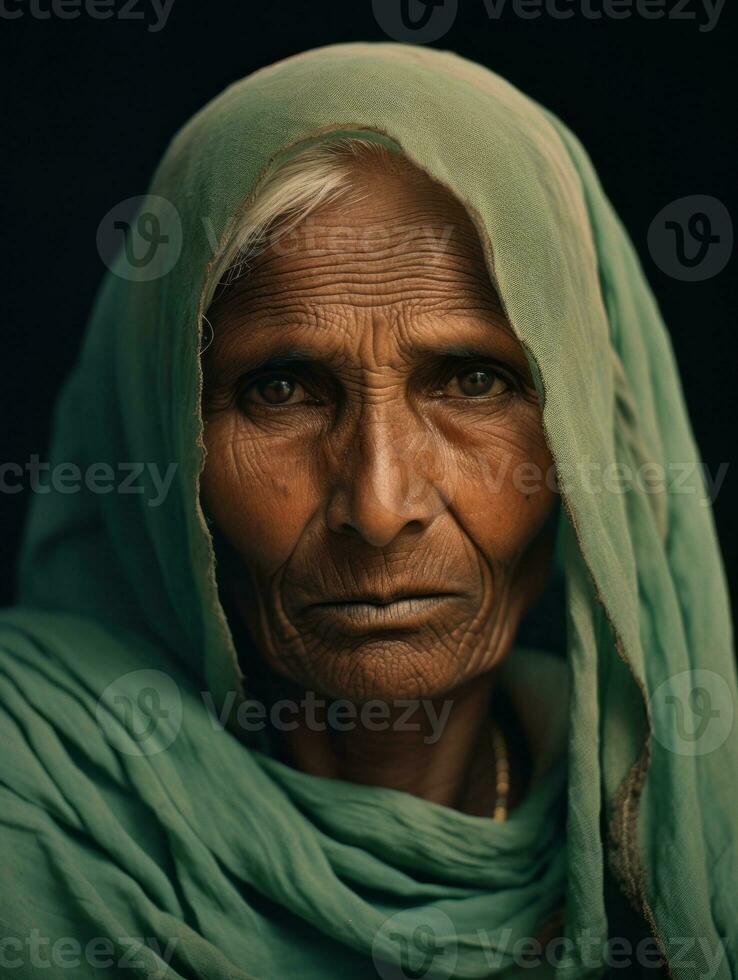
[490,717,510,822]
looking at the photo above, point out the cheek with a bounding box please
[201,413,318,575]
[448,413,556,563]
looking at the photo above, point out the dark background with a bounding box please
[1,1,735,615]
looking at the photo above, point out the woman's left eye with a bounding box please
[243,374,307,406]
[443,366,511,399]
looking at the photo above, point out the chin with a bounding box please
[289,635,473,704]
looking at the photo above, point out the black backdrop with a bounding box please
[1,1,735,617]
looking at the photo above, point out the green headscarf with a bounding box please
[1,42,735,979]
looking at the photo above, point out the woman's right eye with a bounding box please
[241,374,308,406]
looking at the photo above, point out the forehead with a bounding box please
[206,157,518,355]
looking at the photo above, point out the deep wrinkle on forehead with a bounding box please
[215,212,506,315]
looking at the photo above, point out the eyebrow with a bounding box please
[412,338,532,374]
[256,344,508,361]
[420,343,511,360]
[207,313,531,378]
[246,348,319,369]
[230,343,535,397]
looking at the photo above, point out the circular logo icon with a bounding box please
[372,0,458,43]
[97,194,182,282]
[96,669,183,757]
[372,907,458,979]
[649,668,735,757]
[647,195,732,282]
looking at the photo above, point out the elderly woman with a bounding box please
[0,42,735,980]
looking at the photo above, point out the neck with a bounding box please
[268,671,526,815]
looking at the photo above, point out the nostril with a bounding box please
[326,479,441,546]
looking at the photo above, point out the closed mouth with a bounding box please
[305,592,459,631]
[311,591,457,608]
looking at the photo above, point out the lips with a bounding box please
[305,592,459,632]
[312,591,455,607]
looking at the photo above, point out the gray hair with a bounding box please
[201,137,405,322]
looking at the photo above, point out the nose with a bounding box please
[325,414,449,548]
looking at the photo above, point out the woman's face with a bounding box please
[201,157,557,703]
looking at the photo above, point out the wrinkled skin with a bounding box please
[201,153,558,810]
